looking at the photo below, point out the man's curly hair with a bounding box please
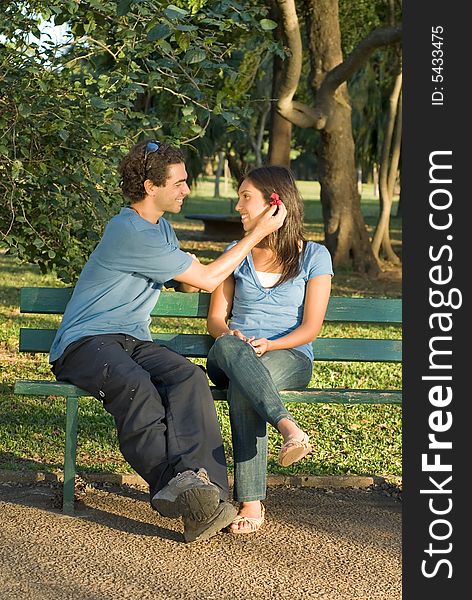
[118,140,185,202]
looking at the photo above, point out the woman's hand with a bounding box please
[249,337,271,357]
[217,329,249,342]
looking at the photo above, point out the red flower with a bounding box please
[269,192,282,206]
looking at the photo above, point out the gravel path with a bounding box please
[0,482,401,600]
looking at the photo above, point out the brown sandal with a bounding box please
[229,504,265,534]
[278,432,312,467]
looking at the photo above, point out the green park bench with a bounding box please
[14,287,402,515]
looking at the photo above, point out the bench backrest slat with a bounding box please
[20,288,402,324]
[19,329,401,362]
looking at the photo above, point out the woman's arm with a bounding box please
[250,275,332,355]
[207,276,236,338]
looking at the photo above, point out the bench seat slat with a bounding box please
[20,288,402,324]
[14,380,401,404]
[19,329,402,362]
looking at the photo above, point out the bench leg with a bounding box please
[63,396,78,516]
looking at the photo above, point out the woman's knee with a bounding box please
[212,334,249,361]
[206,357,229,389]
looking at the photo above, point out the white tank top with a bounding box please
[255,270,281,288]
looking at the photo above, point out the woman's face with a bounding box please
[235,179,268,232]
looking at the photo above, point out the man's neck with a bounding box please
[129,201,163,224]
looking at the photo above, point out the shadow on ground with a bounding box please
[0,481,401,599]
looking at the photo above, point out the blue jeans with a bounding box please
[206,335,313,502]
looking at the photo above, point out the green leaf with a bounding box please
[154,39,171,54]
[147,23,172,41]
[175,24,199,31]
[12,160,23,180]
[18,104,31,117]
[53,13,70,26]
[175,32,190,52]
[110,122,123,136]
[184,48,206,64]
[165,5,189,20]
[222,110,238,124]
[260,18,278,31]
[90,97,107,109]
[116,0,133,17]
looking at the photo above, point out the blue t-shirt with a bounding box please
[49,207,193,363]
[227,241,334,361]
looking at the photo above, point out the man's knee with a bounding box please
[101,361,149,400]
[189,361,210,388]
[165,355,208,387]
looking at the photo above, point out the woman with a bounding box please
[206,166,333,534]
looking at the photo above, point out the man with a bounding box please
[50,139,286,542]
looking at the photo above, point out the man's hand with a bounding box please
[252,202,287,238]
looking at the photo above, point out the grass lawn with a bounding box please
[0,180,402,482]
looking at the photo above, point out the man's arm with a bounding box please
[174,281,200,293]
[174,203,287,292]
[174,253,200,292]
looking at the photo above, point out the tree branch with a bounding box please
[314,27,402,127]
[322,27,402,94]
[275,0,402,131]
[275,0,318,128]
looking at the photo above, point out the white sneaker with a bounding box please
[183,501,237,543]
[151,468,220,521]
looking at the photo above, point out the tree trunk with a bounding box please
[268,0,292,167]
[381,93,401,260]
[214,151,225,198]
[373,163,379,197]
[318,107,378,273]
[253,102,270,167]
[268,60,293,166]
[371,71,402,263]
[274,0,400,274]
[396,179,402,217]
[304,0,379,275]
[225,150,244,182]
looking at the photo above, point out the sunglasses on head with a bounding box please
[144,141,161,165]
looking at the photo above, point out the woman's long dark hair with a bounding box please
[238,166,306,287]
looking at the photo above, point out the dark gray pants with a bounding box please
[52,334,229,501]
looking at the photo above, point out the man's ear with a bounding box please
[143,178,156,195]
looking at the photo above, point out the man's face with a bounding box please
[152,162,190,214]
